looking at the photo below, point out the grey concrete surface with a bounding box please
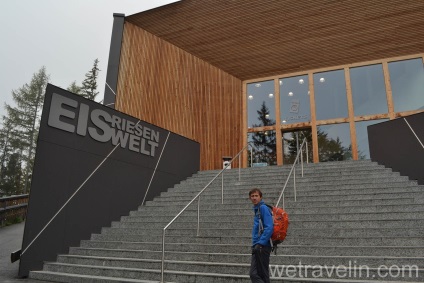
[0,221,49,283]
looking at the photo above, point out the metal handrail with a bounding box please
[160,142,253,282]
[275,137,308,208]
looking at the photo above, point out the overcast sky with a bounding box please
[0,0,179,121]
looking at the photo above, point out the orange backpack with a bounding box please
[266,204,289,245]
[259,204,289,251]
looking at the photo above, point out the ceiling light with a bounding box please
[279,80,283,85]
[265,114,270,118]
[268,93,274,98]
[255,83,261,87]
[308,91,310,95]
[319,78,325,83]
[248,95,253,100]
[288,92,294,96]
[299,79,304,84]
[282,120,287,123]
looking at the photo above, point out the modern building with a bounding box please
[104,0,424,170]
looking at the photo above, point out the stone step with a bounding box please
[76,241,424,257]
[122,210,424,223]
[67,247,424,267]
[99,226,424,238]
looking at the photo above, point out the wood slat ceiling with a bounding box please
[126,0,424,81]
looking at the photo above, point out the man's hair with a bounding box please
[249,188,262,197]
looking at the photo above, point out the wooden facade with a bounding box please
[115,22,243,170]
[111,1,424,170]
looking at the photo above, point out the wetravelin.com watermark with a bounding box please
[270,261,419,279]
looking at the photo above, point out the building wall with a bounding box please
[115,22,243,170]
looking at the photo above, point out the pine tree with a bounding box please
[3,66,49,193]
[67,80,82,94]
[0,153,24,196]
[251,101,277,165]
[80,59,100,100]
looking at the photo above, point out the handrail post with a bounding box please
[300,144,304,177]
[160,229,166,282]
[197,196,200,236]
[306,140,309,164]
[221,173,224,204]
[294,166,297,202]
[238,154,241,181]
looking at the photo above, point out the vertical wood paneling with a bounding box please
[274,78,283,165]
[116,22,243,170]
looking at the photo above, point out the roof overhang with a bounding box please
[126,0,424,80]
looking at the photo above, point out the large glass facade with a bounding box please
[350,64,388,116]
[314,70,348,120]
[317,124,352,162]
[355,119,388,159]
[247,80,275,128]
[388,58,424,113]
[279,75,310,125]
[244,55,424,166]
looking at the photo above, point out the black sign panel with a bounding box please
[19,84,200,276]
[368,112,424,185]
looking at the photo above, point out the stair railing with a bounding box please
[160,142,253,282]
[276,137,308,208]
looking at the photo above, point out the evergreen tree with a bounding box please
[80,59,100,100]
[251,101,277,165]
[3,66,49,193]
[67,80,82,94]
[0,153,24,196]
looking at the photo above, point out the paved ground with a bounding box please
[0,222,49,283]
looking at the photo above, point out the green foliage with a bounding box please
[80,59,100,100]
[67,80,82,94]
[0,153,24,196]
[0,66,49,194]
[250,102,277,165]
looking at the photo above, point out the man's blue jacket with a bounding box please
[252,200,274,247]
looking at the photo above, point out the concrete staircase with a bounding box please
[30,160,424,282]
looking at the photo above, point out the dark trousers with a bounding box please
[250,245,271,283]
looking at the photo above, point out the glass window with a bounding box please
[248,131,277,166]
[317,123,352,162]
[280,75,310,125]
[389,58,424,113]
[314,70,348,120]
[247,80,276,128]
[350,64,388,116]
[282,129,313,165]
[355,119,388,159]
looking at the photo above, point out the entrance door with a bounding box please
[282,128,312,165]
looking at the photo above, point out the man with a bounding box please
[249,188,274,283]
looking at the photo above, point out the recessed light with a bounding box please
[299,79,304,84]
[288,92,294,96]
[248,95,253,100]
[265,114,270,118]
[282,120,287,123]
[268,93,274,98]
[279,80,283,85]
[255,83,261,87]
[320,78,325,83]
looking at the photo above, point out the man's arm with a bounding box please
[258,205,273,246]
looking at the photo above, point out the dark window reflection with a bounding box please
[280,75,310,125]
[282,129,313,165]
[248,131,277,166]
[388,58,424,113]
[317,123,352,162]
[355,119,388,159]
[247,80,276,128]
[350,64,388,116]
[314,70,348,120]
